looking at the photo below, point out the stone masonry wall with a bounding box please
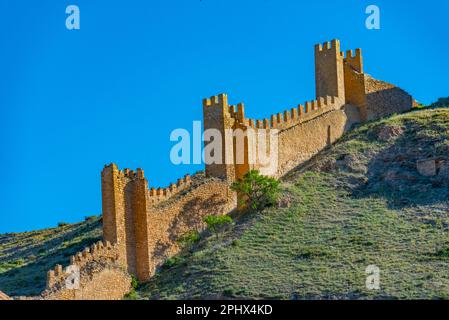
[277,103,348,177]
[102,164,237,282]
[145,178,236,275]
[42,241,131,300]
[364,76,413,121]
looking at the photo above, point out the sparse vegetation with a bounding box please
[131,276,139,289]
[162,256,184,269]
[0,216,102,296]
[177,230,200,248]
[203,215,234,238]
[231,170,280,212]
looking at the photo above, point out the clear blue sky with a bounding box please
[0,0,448,233]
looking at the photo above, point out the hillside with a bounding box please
[0,218,102,297]
[0,107,448,299]
[136,107,449,300]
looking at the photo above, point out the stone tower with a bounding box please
[343,48,368,121]
[101,164,152,281]
[202,93,236,182]
[315,39,346,101]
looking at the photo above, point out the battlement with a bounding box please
[147,174,192,205]
[46,240,120,289]
[203,93,229,109]
[315,39,341,53]
[103,164,145,180]
[229,95,342,131]
[103,163,195,206]
[315,39,345,100]
[343,48,363,73]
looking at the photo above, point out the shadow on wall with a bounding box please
[365,86,413,121]
[152,194,229,266]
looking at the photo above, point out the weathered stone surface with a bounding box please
[102,165,236,282]
[43,241,131,300]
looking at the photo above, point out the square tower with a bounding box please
[315,39,345,101]
[203,93,236,182]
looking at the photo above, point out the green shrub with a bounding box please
[231,170,280,211]
[124,289,139,300]
[131,276,139,289]
[163,256,183,269]
[203,215,233,236]
[177,230,200,248]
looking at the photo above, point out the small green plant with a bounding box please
[177,230,200,248]
[124,289,139,300]
[162,256,183,269]
[131,276,139,290]
[203,215,233,238]
[231,170,280,211]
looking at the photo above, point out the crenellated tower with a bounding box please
[101,164,152,281]
[315,39,346,101]
[343,48,368,121]
[202,93,236,182]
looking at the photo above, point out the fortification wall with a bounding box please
[277,105,348,176]
[145,178,236,275]
[364,76,413,121]
[42,241,131,300]
[102,164,237,281]
[91,38,414,298]
[230,94,347,177]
